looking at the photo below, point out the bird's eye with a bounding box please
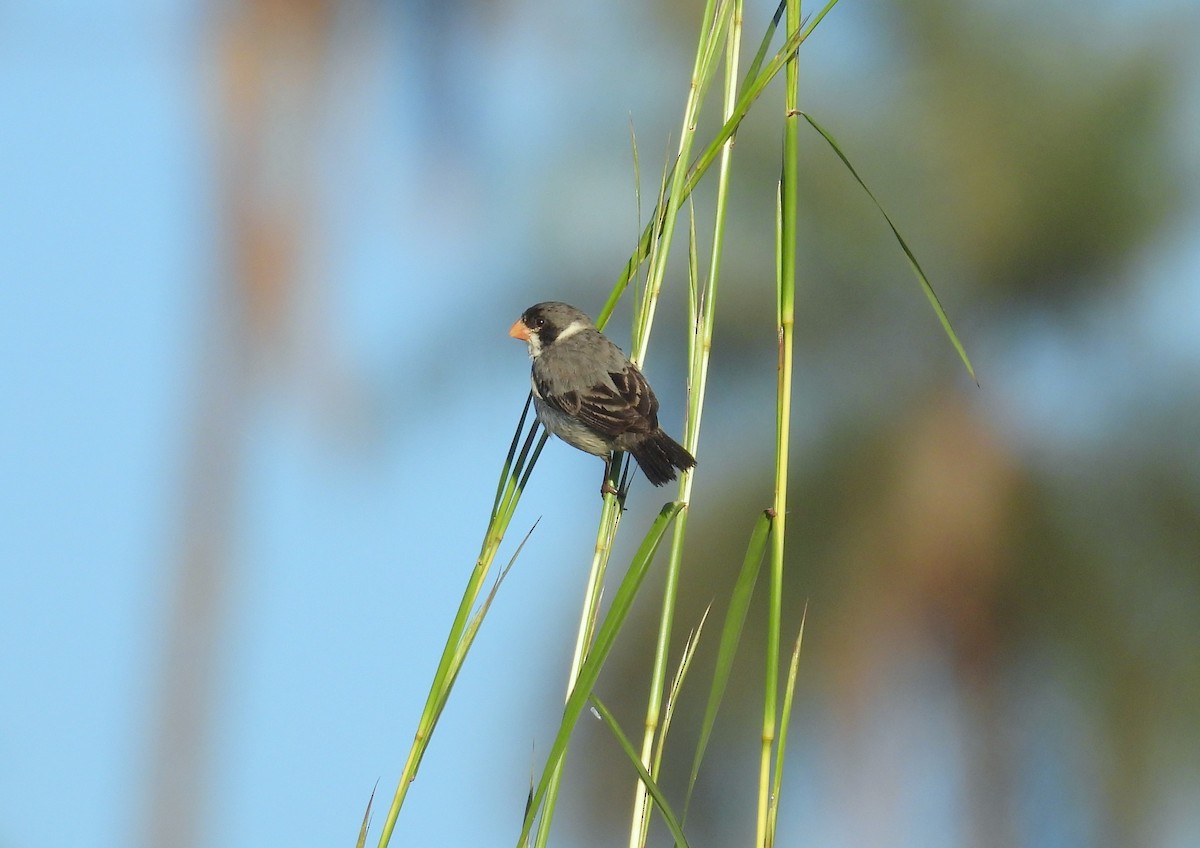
[534,317,546,328]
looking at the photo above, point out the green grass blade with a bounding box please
[493,393,535,519]
[742,0,786,89]
[591,696,692,848]
[687,201,700,366]
[686,0,841,193]
[798,111,977,383]
[627,0,733,364]
[797,0,842,44]
[445,521,539,707]
[518,502,685,846]
[627,6,748,839]
[630,117,642,234]
[596,0,842,331]
[377,408,542,848]
[684,509,773,817]
[737,0,840,108]
[514,433,550,504]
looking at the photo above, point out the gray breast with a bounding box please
[533,395,612,456]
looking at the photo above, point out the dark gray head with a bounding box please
[508,302,596,356]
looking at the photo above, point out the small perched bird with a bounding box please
[509,301,696,494]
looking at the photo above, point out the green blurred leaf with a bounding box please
[799,111,977,384]
[684,509,773,817]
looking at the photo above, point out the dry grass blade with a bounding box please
[765,607,807,846]
[356,781,377,848]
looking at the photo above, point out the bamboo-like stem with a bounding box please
[534,492,622,847]
[627,4,744,846]
[757,0,800,845]
[689,0,742,469]
[567,503,622,688]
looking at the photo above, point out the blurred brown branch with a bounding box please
[141,3,335,848]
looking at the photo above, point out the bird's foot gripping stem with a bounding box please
[599,452,631,509]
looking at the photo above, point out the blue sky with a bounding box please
[0,4,630,845]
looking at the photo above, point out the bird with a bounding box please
[509,301,696,495]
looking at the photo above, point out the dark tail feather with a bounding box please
[630,430,696,486]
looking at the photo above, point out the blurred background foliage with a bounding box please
[2,0,1198,846]
[544,0,1200,845]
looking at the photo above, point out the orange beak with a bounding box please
[508,318,530,341]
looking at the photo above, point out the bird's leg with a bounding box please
[600,453,620,498]
[615,453,633,507]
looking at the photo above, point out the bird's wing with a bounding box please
[535,365,659,438]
